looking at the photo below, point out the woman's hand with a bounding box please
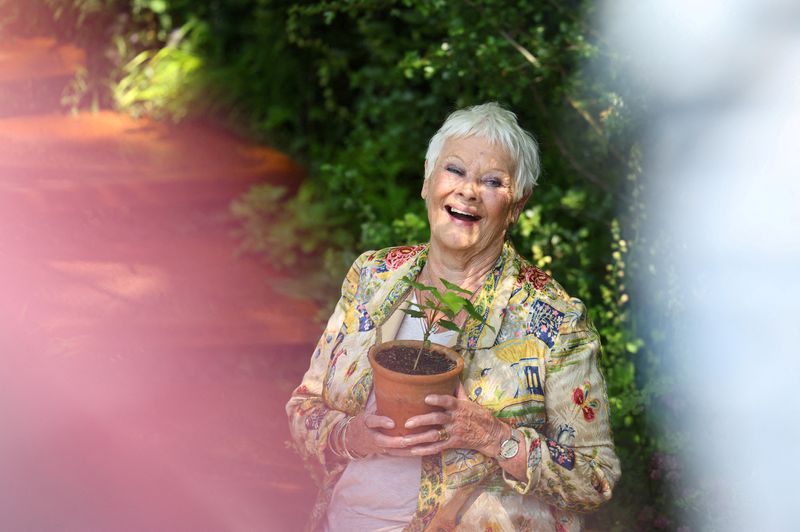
[345,409,446,458]
[345,383,509,458]
[395,382,508,457]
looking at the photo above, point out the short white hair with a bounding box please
[424,102,540,201]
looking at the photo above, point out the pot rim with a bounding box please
[368,339,464,383]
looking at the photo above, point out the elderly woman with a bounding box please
[287,102,620,531]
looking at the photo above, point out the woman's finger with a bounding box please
[363,413,395,430]
[381,447,419,458]
[373,432,419,449]
[406,429,459,456]
[424,393,459,409]
[398,428,444,447]
[404,411,451,429]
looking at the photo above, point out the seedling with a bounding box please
[402,278,495,370]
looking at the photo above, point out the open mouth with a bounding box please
[446,205,482,222]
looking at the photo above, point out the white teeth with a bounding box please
[450,207,477,218]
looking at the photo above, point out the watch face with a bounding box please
[499,433,520,459]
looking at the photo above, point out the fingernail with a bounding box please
[424,396,434,404]
[386,420,395,428]
[405,421,415,428]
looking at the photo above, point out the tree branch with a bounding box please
[498,23,628,168]
[499,30,541,69]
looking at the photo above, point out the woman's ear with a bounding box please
[509,192,532,224]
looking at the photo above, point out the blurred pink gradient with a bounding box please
[0,37,317,530]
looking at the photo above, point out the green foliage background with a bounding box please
[2,1,696,529]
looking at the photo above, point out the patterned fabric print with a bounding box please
[526,299,565,348]
[547,440,576,471]
[304,406,328,431]
[471,339,547,429]
[495,303,528,344]
[384,244,426,270]
[347,369,372,412]
[407,454,445,532]
[322,332,348,392]
[510,357,545,399]
[356,303,374,332]
[555,424,577,446]
[354,264,381,317]
[370,245,428,328]
[470,367,491,400]
[518,264,551,291]
[528,438,543,470]
[549,503,584,532]
[311,336,324,360]
[589,459,613,497]
[462,248,508,349]
[562,307,583,329]
[572,381,600,422]
[286,244,620,531]
[445,449,495,489]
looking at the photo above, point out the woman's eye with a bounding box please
[483,177,503,188]
[446,165,465,176]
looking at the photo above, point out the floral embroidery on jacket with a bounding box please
[385,244,426,270]
[572,382,600,422]
[518,264,551,291]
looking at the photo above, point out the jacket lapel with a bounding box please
[461,242,521,350]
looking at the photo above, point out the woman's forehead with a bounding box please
[440,136,514,170]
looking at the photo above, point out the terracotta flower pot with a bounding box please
[368,339,464,437]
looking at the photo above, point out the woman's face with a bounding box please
[422,136,527,261]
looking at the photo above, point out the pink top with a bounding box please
[324,298,456,531]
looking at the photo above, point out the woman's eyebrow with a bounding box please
[482,168,511,176]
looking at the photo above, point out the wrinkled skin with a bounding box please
[348,382,507,458]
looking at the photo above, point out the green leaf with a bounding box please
[402,309,426,319]
[437,320,460,332]
[464,301,495,332]
[464,301,484,322]
[440,278,471,295]
[441,292,465,314]
[408,280,431,291]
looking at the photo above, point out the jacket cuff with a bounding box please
[501,427,544,494]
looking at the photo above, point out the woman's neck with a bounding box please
[423,242,502,292]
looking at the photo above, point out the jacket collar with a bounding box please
[365,242,521,351]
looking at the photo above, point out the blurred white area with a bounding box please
[604,0,800,529]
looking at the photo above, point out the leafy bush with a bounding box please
[6,0,696,528]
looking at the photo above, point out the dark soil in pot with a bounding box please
[374,346,456,375]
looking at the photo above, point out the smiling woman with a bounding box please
[423,135,527,267]
[287,103,620,531]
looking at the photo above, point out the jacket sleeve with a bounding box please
[501,298,621,513]
[285,251,371,480]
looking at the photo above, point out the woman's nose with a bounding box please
[456,177,478,201]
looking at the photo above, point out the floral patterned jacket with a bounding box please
[286,243,620,531]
